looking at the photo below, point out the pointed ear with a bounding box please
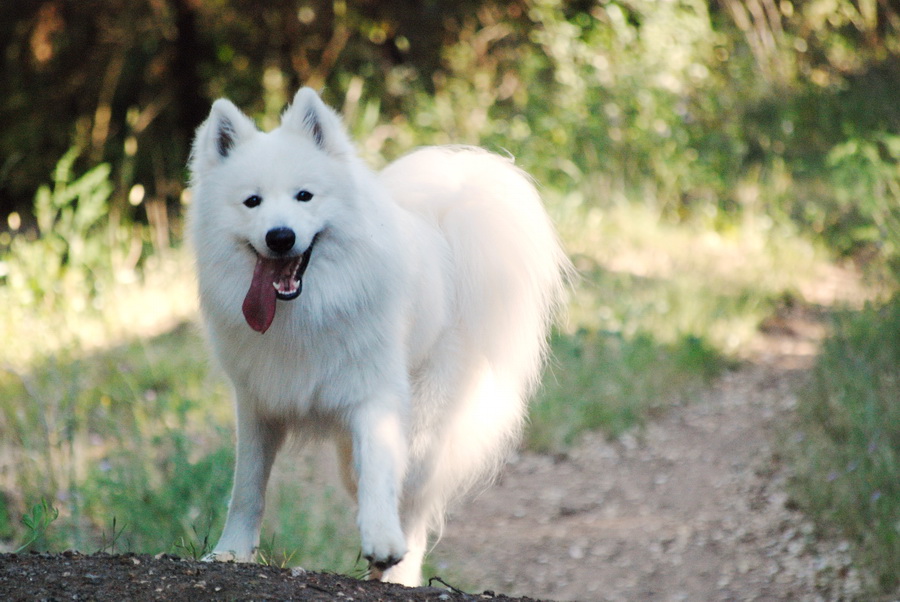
[190,99,258,174]
[280,87,354,157]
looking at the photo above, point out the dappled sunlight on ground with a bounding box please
[0,252,198,370]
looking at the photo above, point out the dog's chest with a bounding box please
[214,313,396,418]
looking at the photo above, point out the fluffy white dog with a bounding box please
[188,87,570,586]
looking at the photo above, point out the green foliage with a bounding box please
[260,479,360,574]
[525,199,819,452]
[14,499,59,553]
[2,148,116,312]
[530,328,725,452]
[0,149,154,367]
[4,1,900,275]
[0,325,228,553]
[82,438,234,555]
[348,0,900,275]
[522,0,734,208]
[366,0,742,213]
[823,133,900,267]
[0,322,363,569]
[98,517,129,555]
[173,524,213,560]
[789,297,900,595]
[257,534,298,569]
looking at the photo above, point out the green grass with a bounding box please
[528,198,830,451]
[0,323,231,552]
[0,320,363,566]
[13,499,59,553]
[786,297,900,596]
[530,328,726,452]
[260,481,361,574]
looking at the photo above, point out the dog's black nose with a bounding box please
[265,227,296,254]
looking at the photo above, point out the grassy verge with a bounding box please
[530,328,725,452]
[0,320,363,570]
[529,198,830,451]
[786,297,900,595]
[0,323,223,552]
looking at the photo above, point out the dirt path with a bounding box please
[433,308,864,601]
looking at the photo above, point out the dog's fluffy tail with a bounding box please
[381,146,572,523]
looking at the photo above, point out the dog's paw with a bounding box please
[360,524,407,573]
[202,549,254,563]
[365,551,404,573]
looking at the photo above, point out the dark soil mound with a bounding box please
[0,551,545,601]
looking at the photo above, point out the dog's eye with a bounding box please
[243,195,262,208]
[295,190,314,202]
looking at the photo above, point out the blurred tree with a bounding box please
[0,0,487,223]
[0,0,898,267]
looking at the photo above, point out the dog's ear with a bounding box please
[190,99,258,174]
[281,87,354,157]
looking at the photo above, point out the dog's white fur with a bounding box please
[188,87,570,586]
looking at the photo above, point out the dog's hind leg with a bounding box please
[336,434,358,498]
[207,394,285,563]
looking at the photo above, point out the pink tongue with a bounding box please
[242,256,281,333]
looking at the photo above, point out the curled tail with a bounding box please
[381,145,571,526]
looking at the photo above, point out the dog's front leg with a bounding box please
[349,397,409,573]
[207,394,285,562]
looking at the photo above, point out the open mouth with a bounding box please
[271,243,314,301]
[242,234,319,333]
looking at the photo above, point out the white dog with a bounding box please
[187,87,570,586]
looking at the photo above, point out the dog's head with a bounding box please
[189,88,357,333]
